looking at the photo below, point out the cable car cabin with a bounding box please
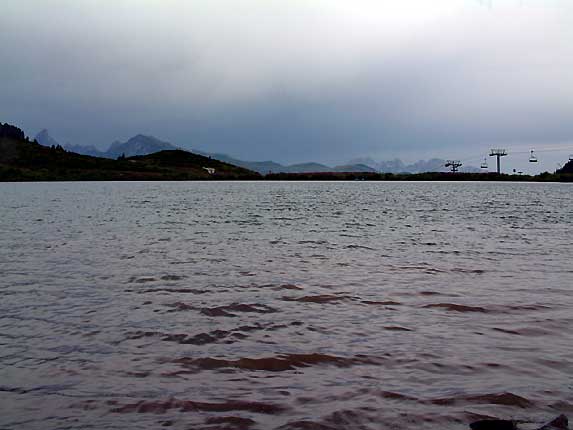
[480,158,488,169]
[569,154,573,161]
[529,150,538,163]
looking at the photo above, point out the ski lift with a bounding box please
[480,158,488,169]
[569,154,573,161]
[529,150,538,163]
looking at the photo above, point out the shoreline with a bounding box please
[2,173,572,183]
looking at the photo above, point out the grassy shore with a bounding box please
[264,170,573,182]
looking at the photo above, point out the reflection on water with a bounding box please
[1,181,572,429]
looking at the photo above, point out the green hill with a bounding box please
[0,122,259,181]
[556,159,573,174]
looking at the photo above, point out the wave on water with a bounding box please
[167,353,384,373]
[110,398,287,414]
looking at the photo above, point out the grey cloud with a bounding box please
[1,0,571,168]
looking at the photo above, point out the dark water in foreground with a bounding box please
[1,181,572,430]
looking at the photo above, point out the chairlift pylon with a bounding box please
[529,149,538,163]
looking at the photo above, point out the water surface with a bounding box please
[1,181,572,429]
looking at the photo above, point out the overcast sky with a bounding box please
[1,0,572,171]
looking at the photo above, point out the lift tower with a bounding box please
[445,160,462,173]
[489,149,507,174]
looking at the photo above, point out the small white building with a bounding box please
[203,167,215,175]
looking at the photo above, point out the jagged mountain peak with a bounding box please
[106,135,178,158]
[34,129,60,147]
[127,134,164,143]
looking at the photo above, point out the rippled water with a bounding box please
[1,181,573,430]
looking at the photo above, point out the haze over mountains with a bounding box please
[346,157,481,174]
[2,123,257,181]
[4,121,571,182]
[35,130,178,159]
[34,129,476,174]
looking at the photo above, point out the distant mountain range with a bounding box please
[34,129,478,174]
[191,151,378,174]
[2,124,257,181]
[347,157,480,174]
[34,130,378,174]
[35,130,178,159]
[3,122,569,181]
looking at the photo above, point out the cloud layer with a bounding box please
[1,0,572,169]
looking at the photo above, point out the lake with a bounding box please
[1,181,572,430]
